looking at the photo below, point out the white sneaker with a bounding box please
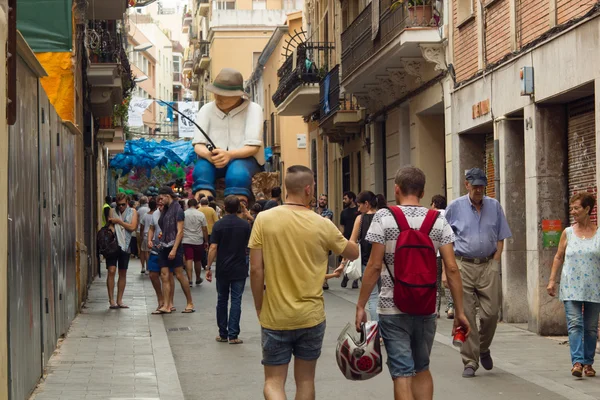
[447,307,455,319]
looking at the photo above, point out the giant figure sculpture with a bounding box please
[192,68,264,203]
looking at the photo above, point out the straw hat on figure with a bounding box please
[192,68,264,204]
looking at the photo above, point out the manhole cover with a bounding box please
[167,327,191,332]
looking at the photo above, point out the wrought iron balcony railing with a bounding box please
[341,0,441,81]
[319,65,360,123]
[272,42,334,107]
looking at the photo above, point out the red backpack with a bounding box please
[386,206,439,315]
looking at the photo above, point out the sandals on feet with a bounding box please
[583,365,596,377]
[109,304,119,309]
[215,336,228,342]
[118,304,129,309]
[572,362,583,377]
[182,308,196,313]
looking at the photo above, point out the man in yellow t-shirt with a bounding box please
[198,197,219,237]
[249,165,359,399]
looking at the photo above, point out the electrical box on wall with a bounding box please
[297,134,307,149]
[520,67,534,96]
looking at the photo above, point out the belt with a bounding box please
[455,255,494,264]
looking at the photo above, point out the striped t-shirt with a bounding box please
[365,205,455,315]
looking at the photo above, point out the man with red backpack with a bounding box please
[356,166,470,400]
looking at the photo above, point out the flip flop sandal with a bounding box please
[109,305,119,309]
[118,304,129,309]
[215,336,228,342]
[151,310,163,315]
[182,308,196,313]
[229,339,243,344]
[159,309,172,314]
[171,307,177,312]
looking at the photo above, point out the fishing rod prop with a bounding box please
[155,99,217,151]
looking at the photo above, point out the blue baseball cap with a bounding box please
[465,168,488,186]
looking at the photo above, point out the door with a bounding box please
[485,133,495,199]
[8,57,43,400]
[50,107,67,338]
[568,97,596,223]
[39,86,57,365]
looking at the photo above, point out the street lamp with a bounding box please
[134,75,149,83]
[133,43,153,52]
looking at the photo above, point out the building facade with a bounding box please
[447,0,600,335]
[3,0,137,398]
[294,0,600,336]
[246,12,311,188]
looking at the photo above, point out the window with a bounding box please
[159,50,161,65]
[283,0,303,10]
[173,57,180,72]
[342,155,351,194]
[253,0,266,9]
[356,151,362,193]
[252,52,261,70]
[457,0,474,25]
[311,139,318,195]
[213,1,235,10]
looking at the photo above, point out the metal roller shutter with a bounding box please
[568,96,596,223]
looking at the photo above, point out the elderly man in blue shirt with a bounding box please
[445,168,512,378]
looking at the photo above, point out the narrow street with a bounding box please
[30,260,600,400]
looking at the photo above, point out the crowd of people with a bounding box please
[99,163,600,400]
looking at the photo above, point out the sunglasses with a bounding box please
[117,203,127,207]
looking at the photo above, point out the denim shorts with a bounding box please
[261,321,326,366]
[379,313,437,378]
[147,253,160,273]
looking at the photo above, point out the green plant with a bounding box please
[114,95,131,128]
[390,0,425,12]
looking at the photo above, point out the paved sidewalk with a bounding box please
[30,260,184,400]
[331,285,600,400]
[30,259,600,400]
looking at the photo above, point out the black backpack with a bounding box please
[97,226,121,258]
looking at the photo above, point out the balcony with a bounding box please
[87,29,129,118]
[273,42,334,117]
[173,72,183,87]
[86,0,128,20]
[182,12,193,32]
[182,50,194,74]
[197,0,210,17]
[340,0,445,111]
[97,116,125,143]
[193,41,211,73]
[190,76,199,90]
[319,65,365,143]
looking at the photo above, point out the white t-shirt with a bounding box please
[137,206,150,233]
[182,208,208,245]
[366,205,455,315]
[141,211,154,237]
[192,100,265,165]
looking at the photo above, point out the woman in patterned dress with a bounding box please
[547,192,600,378]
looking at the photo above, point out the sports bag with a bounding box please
[386,207,439,315]
[97,226,121,259]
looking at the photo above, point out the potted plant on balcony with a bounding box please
[390,0,434,26]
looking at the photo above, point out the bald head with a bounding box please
[285,165,314,195]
